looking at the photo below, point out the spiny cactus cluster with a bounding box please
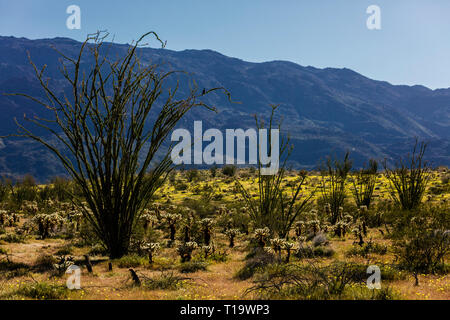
[53,255,75,275]
[141,210,159,231]
[254,227,270,247]
[202,245,213,259]
[21,201,39,215]
[200,218,214,245]
[141,242,161,263]
[161,213,182,242]
[0,210,17,227]
[224,228,241,248]
[32,213,65,239]
[177,241,198,262]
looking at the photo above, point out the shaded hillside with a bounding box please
[0,36,449,181]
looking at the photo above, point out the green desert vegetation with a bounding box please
[0,33,448,301]
[0,141,448,300]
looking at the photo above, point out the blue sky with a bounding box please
[1,0,449,89]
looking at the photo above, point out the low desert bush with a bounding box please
[179,261,208,273]
[34,254,57,272]
[143,272,189,290]
[116,254,147,268]
[295,245,335,259]
[236,249,276,280]
[0,233,25,243]
[15,282,68,300]
[346,241,388,257]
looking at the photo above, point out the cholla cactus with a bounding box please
[53,255,74,275]
[0,210,10,227]
[338,206,344,221]
[294,221,305,238]
[161,213,182,242]
[177,241,198,262]
[307,220,320,235]
[43,199,55,209]
[270,238,286,260]
[324,203,331,216]
[200,218,214,245]
[224,228,240,248]
[70,211,83,232]
[352,225,364,246]
[343,214,353,224]
[334,220,348,238]
[21,201,38,215]
[32,213,64,239]
[142,242,160,264]
[254,227,270,248]
[283,242,295,263]
[215,205,229,216]
[202,245,213,259]
[141,210,158,232]
[16,220,33,235]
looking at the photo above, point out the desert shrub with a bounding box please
[208,250,229,263]
[10,175,38,205]
[247,262,367,300]
[77,221,102,247]
[222,165,237,177]
[346,241,388,257]
[185,169,200,182]
[341,285,398,300]
[47,177,73,202]
[15,282,68,300]
[311,232,329,247]
[296,244,335,259]
[88,243,108,256]
[34,254,57,272]
[0,260,31,279]
[392,206,450,284]
[0,177,11,202]
[235,249,276,280]
[143,272,189,290]
[55,244,74,256]
[116,254,147,268]
[247,261,401,300]
[148,257,177,271]
[174,181,189,191]
[0,233,25,243]
[179,261,208,273]
[209,166,218,178]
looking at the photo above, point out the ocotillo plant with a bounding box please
[383,139,431,211]
[6,31,230,258]
[320,152,352,224]
[235,105,314,237]
[351,160,378,209]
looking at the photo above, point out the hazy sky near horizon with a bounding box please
[1,0,450,89]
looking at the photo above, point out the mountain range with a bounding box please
[0,35,449,181]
